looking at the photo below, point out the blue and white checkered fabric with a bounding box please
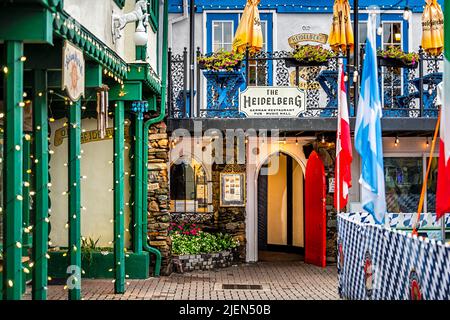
[338,213,450,300]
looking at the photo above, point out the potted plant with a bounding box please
[377,46,419,69]
[169,221,240,272]
[285,45,336,68]
[197,49,244,72]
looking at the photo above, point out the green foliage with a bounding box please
[81,237,112,266]
[377,46,419,66]
[291,45,336,63]
[169,221,201,236]
[197,49,244,71]
[171,231,239,255]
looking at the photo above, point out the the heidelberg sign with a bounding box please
[239,87,306,118]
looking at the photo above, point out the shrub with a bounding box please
[171,231,239,255]
[168,222,201,236]
[291,45,336,63]
[377,46,419,66]
[197,49,244,71]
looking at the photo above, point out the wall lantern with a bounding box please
[134,20,148,46]
[403,7,412,21]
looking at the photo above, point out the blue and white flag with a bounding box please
[354,12,386,224]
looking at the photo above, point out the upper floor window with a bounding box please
[382,22,402,49]
[213,21,234,52]
[248,20,268,86]
[358,22,368,54]
[382,22,403,107]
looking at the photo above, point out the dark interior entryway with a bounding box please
[258,152,304,260]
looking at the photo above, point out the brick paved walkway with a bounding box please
[28,261,339,300]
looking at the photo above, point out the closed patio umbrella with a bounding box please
[232,0,263,54]
[421,0,444,56]
[329,0,354,53]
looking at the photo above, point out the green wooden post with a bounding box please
[2,40,24,300]
[113,101,125,293]
[22,135,32,250]
[32,70,49,300]
[133,111,144,254]
[133,113,143,254]
[68,100,81,300]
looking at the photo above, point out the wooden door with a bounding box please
[305,151,327,267]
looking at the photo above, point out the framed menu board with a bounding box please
[220,173,245,207]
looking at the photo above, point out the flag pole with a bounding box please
[412,112,440,236]
[336,59,343,215]
[441,214,446,243]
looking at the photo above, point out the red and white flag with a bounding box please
[334,61,353,211]
[436,80,450,219]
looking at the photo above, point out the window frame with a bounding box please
[383,152,438,213]
[113,0,126,9]
[211,20,235,52]
[148,0,159,32]
[355,13,409,107]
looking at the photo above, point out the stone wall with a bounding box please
[212,163,247,261]
[147,122,172,275]
[172,247,239,273]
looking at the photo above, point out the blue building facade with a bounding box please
[166,0,443,264]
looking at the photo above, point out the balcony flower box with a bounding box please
[378,56,418,69]
[377,46,419,69]
[286,44,335,68]
[197,49,244,72]
[284,57,328,68]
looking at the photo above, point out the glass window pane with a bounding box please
[261,21,267,51]
[426,157,438,213]
[393,23,402,44]
[385,157,423,213]
[213,22,222,44]
[383,23,392,44]
[222,43,232,51]
[223,22,233,44]
[359,22,367,45]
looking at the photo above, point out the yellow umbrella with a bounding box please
[328,0,354,53]
[232,0,263,54]
[421,0,444,56]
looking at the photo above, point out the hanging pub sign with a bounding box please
[54,125,131,147]
[288,33,328,48]
[239,87,306,118]
[62,41,85,102]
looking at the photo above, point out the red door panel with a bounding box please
[305,151,327,267]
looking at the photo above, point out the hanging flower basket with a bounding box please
[286,44,335,68]
[284,57,328,68]
[197,49,244,72]
[377,46,419,69]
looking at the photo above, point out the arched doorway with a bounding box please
[257,152,304,261]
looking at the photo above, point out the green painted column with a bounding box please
[68,100,81,300]
[133,112,143,254]
[32,70,49,300]
[2,40,24,300]
[22,135,32,250]
[113,101,125,293]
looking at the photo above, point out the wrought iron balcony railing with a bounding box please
[168,47,443,120]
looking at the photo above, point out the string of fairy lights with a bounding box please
[0,60,135,292]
